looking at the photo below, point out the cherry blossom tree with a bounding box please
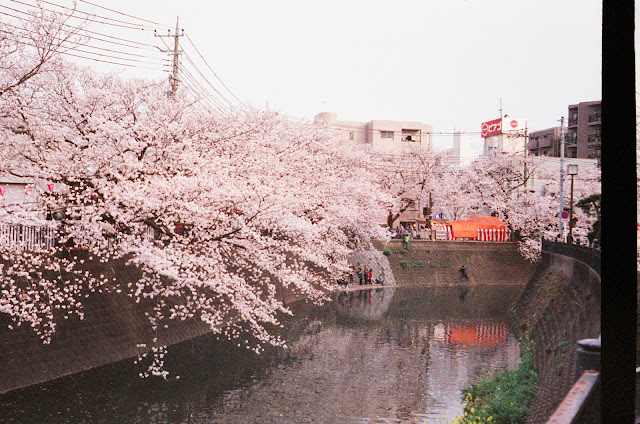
[370,146,443,228]
[464,154,600,260]
[0,9,389,377]
[429,166,480,221]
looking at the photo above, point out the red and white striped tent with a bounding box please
[478,227,511,241]
[470,216,511,242]
[441,216,511,242]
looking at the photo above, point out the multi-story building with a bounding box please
[566,100,601,161]
[314,112,433,151]
[526,101,601,162]
[528,127,563,157]
[450,131,477,167]
[314,112,434,233]
[481,116,527,156]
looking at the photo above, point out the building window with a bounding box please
[571,111,578,121]
[349,131,354,140]
[381,131,394,139]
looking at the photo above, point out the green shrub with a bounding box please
[412,261,424,268]
[383,249,392,256]
[397,248,407,255]
[400,261,409,269]
[454,332,538,424]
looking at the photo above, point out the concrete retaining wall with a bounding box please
[376,240,536,287]
[513,251,601,424]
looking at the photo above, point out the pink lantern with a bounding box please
[47,183,54,192]
[24,185,31,195]
[0,186,5,196]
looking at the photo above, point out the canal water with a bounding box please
[0,285,523,423]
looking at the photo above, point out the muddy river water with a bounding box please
[0,285,523,423]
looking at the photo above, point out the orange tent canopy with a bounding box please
[468,215,507,229]
[447,220,478,239]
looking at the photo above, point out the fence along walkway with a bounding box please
[0,224,57,251]
[1,223,160,252]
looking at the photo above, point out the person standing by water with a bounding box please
[403,233,410,250]
[368,268,373,285]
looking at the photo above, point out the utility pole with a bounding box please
[155,17,183,97]
[558,116,565,240]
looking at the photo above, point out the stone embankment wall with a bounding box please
[512,250,601,424]
[0,254,306,395]
[375,240,536,287]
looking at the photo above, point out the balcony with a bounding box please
[588,114,601,124]
[587,134,602,147]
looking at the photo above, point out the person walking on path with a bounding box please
[368,268,373,285]
[403,234,410,250]
[459,265,469,280]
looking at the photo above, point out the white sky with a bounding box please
[7,0,604,150]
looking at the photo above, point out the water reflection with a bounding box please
[0,286,523,423]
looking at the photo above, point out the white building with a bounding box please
[482,116,527,156]
[451,131,477,167]
[525,156,599,196]
[314,112,433,152]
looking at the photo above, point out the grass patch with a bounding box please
[555,341,569,356]
[412,261,424,268]
[400,261,409,269]
[383,249,391,256]
[454,332,538,424]
[396,248,407,255]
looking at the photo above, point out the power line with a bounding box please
[10,0,170,32]
[184,32,244,106]
[77,0,172,28]
[0,6,157,48]
[3,24,170,69]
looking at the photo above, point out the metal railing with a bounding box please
[0,224,57,251]
[587,134,601,146]
[541,239,600,276]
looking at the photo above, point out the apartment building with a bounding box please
[566,100,601,161]
[314,112,433,151]
[528,127,563,157]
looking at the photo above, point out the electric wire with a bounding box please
[77,0,172,27]
[0,5,156,48]
[181,51,238,110]
[184,32,245,106]
[9,0,170,32]
[1,21,170,70]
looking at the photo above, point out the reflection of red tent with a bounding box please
[445,216,510,242]
[447,323,508,347]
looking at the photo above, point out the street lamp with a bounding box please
[567,164,578,243]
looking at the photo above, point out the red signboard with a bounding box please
[481,118,502,138]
